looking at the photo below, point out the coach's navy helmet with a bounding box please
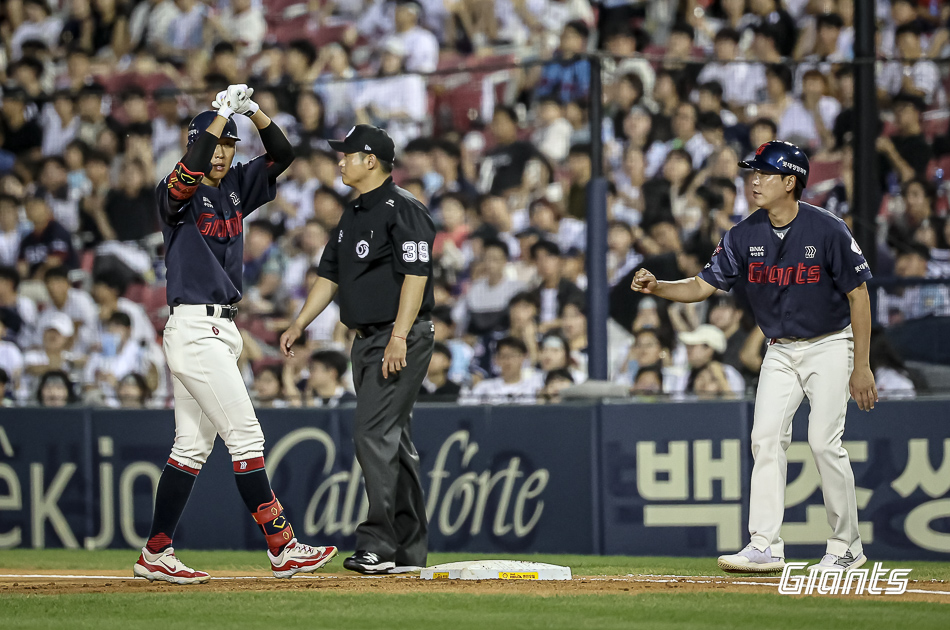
[187,111,241,148]
[738,140,809,187]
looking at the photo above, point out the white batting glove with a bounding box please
[212,89,234,119]
[227,84,260,117]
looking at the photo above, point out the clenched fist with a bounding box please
[631,268,658,294]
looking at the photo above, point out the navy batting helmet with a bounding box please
[187,111,240,147]
[738,141,809,187]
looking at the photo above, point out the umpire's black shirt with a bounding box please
[318,177,436,328]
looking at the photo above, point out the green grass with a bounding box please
[0,592,947,630]
[2,549,950,581]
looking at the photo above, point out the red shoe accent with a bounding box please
[133,548,210,585]
[268,539,338,578]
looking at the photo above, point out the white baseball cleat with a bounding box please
[810,551,867,574]
[717,544,786,573]
[133,547,210,584]
[268,538,338,578]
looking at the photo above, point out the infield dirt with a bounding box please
[1,569,948,603]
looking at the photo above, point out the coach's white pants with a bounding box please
[162,307,264,470]
[748,326,862,559]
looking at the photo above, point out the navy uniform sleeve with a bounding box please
[156,178,187,227]
[235,156,277,214]
[391,201,436,277]
[826,218,873,293]
[317,224,341,283]
[698,229,743,290]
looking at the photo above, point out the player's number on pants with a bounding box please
[402,241,429,263]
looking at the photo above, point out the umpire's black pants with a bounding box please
[350,318,434,566]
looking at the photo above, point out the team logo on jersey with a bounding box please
[805,245,816,258]
[386,199,395,207]
[203,197,214,208]
[356,239,369,258]
[851,237,863,255]
[338,230,344,243]
[230,192,240,205]
[750,246,765,256]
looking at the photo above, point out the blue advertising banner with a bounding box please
[0,400,948,561]
[598,401,750,557]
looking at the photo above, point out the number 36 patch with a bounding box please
[402,241,430,263]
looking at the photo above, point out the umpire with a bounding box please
[281,125,435,575]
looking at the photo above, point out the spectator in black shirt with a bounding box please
[878,92,932,191]
[429,138,477,213]
[305,349,356,408]
[18,197,78,280]
[419,342,461,402]
[104,158,157,241]
[530,239,584,333]
[748,0,798,58]
[479,105,539,196]
[0,87,43,164]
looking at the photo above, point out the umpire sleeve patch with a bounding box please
[168,162,203,201]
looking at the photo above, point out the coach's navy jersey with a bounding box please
[157,156,275,305]
[318,177,435,328]
[699,202,872,339]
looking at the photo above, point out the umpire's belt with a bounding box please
[170,304,239,321]
[354,315,430,339]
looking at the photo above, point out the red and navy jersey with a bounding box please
[698,202,873,339]
[157,156,275,306]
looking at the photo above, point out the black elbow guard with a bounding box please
[167,162,203,201]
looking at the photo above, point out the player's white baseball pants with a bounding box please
[162,306,264,470]
[748,325,862,559]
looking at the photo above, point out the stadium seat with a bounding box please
[922,110,950,141]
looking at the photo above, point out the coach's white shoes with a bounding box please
[134,547,211,584]
[269,538,338,578]
[717,544,786,573]
[811,551,867,574]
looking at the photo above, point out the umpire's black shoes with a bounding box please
[343,550,396,575]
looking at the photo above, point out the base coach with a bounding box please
[281,125,436,574]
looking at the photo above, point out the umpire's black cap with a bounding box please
[328,124,396,164]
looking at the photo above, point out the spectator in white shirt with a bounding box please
[460,336,542,405]
[129,0,179,53]
[39,266,99,353]
[84,311,161,407]
[10,0,63,61]
[879,23,943,106]
[165,0,208,59]
[207,0,267,58]
[645,102,714,178]
[91,271,155,349]
[695,27,766,108]
[392,0,439,74]
[453,239,525,336]
[40,91,79,158]
[0,314,24,399]
[531,97,573,163]
[668,324,746,397]
[21,311,81,403]
[353,38,427,150]
[759,64,819,151]
[0,196,24,268]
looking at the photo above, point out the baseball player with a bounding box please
[632,141,877,574]
[280,124,435,575]
[133,85,337,584]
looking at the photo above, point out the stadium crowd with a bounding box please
[2,0,950,408]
